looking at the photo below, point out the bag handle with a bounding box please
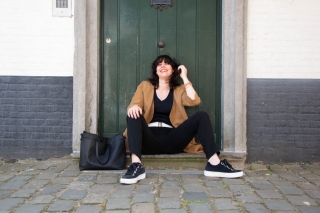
[95,139,110,165]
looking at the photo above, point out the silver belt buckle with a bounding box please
[158,122,162,127]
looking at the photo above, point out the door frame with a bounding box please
[72,0,247,163]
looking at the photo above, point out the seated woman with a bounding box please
[120,55,243,184]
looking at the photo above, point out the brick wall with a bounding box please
[0,1,74,159]
[247,79,320,162]
[247,0,320,79]
[246,1,320,162]
[0,76,73,160]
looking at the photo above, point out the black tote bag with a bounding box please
[79,131,126,170]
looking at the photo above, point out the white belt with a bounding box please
[148,122,173,128]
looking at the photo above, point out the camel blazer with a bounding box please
[123,81,204,153]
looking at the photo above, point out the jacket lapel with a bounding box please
[143,82,155,123]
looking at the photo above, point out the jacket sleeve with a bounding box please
[181,86,201,106]
[127,82,145,111]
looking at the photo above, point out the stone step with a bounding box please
[129,152,246,170]
[72,151,246,170]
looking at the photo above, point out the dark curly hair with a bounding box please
[148,55,181,89]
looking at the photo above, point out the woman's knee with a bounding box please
[126,116,147,129]
[126,115,143,123]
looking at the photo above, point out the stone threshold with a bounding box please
[71,151,246,170]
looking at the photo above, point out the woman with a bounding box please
[120,55,243,184]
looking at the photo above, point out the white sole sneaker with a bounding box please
[120,173,146,184]
[204,170,244,178]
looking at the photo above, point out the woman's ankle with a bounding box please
[131,154,141,163]
[208,153,220,166]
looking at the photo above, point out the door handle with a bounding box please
[157,40,165,48]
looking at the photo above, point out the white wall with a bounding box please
[0,0,74,76]
[247,0,320,79]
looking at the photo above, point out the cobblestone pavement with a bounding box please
[0,157,320,213]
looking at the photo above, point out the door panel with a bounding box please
[198,0,218,125]
[118,1,139,132]
[139,2,158,81]
[101,0,118,134]
[100,0,221,148]
[158,3,176,55]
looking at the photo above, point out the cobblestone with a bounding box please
[96,176,118,184]
[188,203,213,213]
[0,191,11,199]
[162,180,181,188]
[74,205,103,213]
[10,189,37,198]
[182,183,205,192]
[297,206,320,213]
[22,179,50,189]
[89,184,113,194]
[264,200,295,211]
[0,198,24,211]
[286,195,317,206]
[160,188,180,197]
[59,189,87,200]
[183,192,207,202]
[213,198,238,210]
[82,193,107,204]
[275,185,304,195]
[243,203,269,213]
[27,195,55,204]
[158,197,181,209]
[0,175,14,181]
[207,188,232,197]
[60,170,81,177]
[255,189,283,199]
[105,210,130,213]
[131,193,155,203]
[68,181,94,190]
[14,204,46,213]
[40,185,65,195]
[0,157,319,212]
[106,198,130,210]
[46,200,76,212]
[250,182,275,190]
[234,192,262,203]
[132,203,155,213]
[34,173,59,180]
[110,189,132,198]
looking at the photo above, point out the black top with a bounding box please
[150,89,173,126]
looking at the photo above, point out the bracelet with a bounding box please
[184,82,192,88]
[185,85,192,89]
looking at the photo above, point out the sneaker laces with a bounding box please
[221,159,235,171]
[125,162,142,176]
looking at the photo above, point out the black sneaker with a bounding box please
[204,159,244,178]
[120,162,146,184]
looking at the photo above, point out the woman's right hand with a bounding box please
[127,104,142,119]
[178,65,188,79]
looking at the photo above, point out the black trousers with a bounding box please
[127,111,220,160]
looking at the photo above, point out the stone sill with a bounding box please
[71,151,246,159]
[71,151,247,170]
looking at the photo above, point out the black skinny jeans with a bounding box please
[127,111,220,160]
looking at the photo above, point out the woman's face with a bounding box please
[156,60,173,79]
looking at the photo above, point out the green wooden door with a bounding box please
[100,0,221,148]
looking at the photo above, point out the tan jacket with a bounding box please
[123,81,204,153]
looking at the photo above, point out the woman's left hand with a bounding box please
[178,65,188,79]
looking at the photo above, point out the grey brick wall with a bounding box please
[0,76,73,160]
[247,79,320,163]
